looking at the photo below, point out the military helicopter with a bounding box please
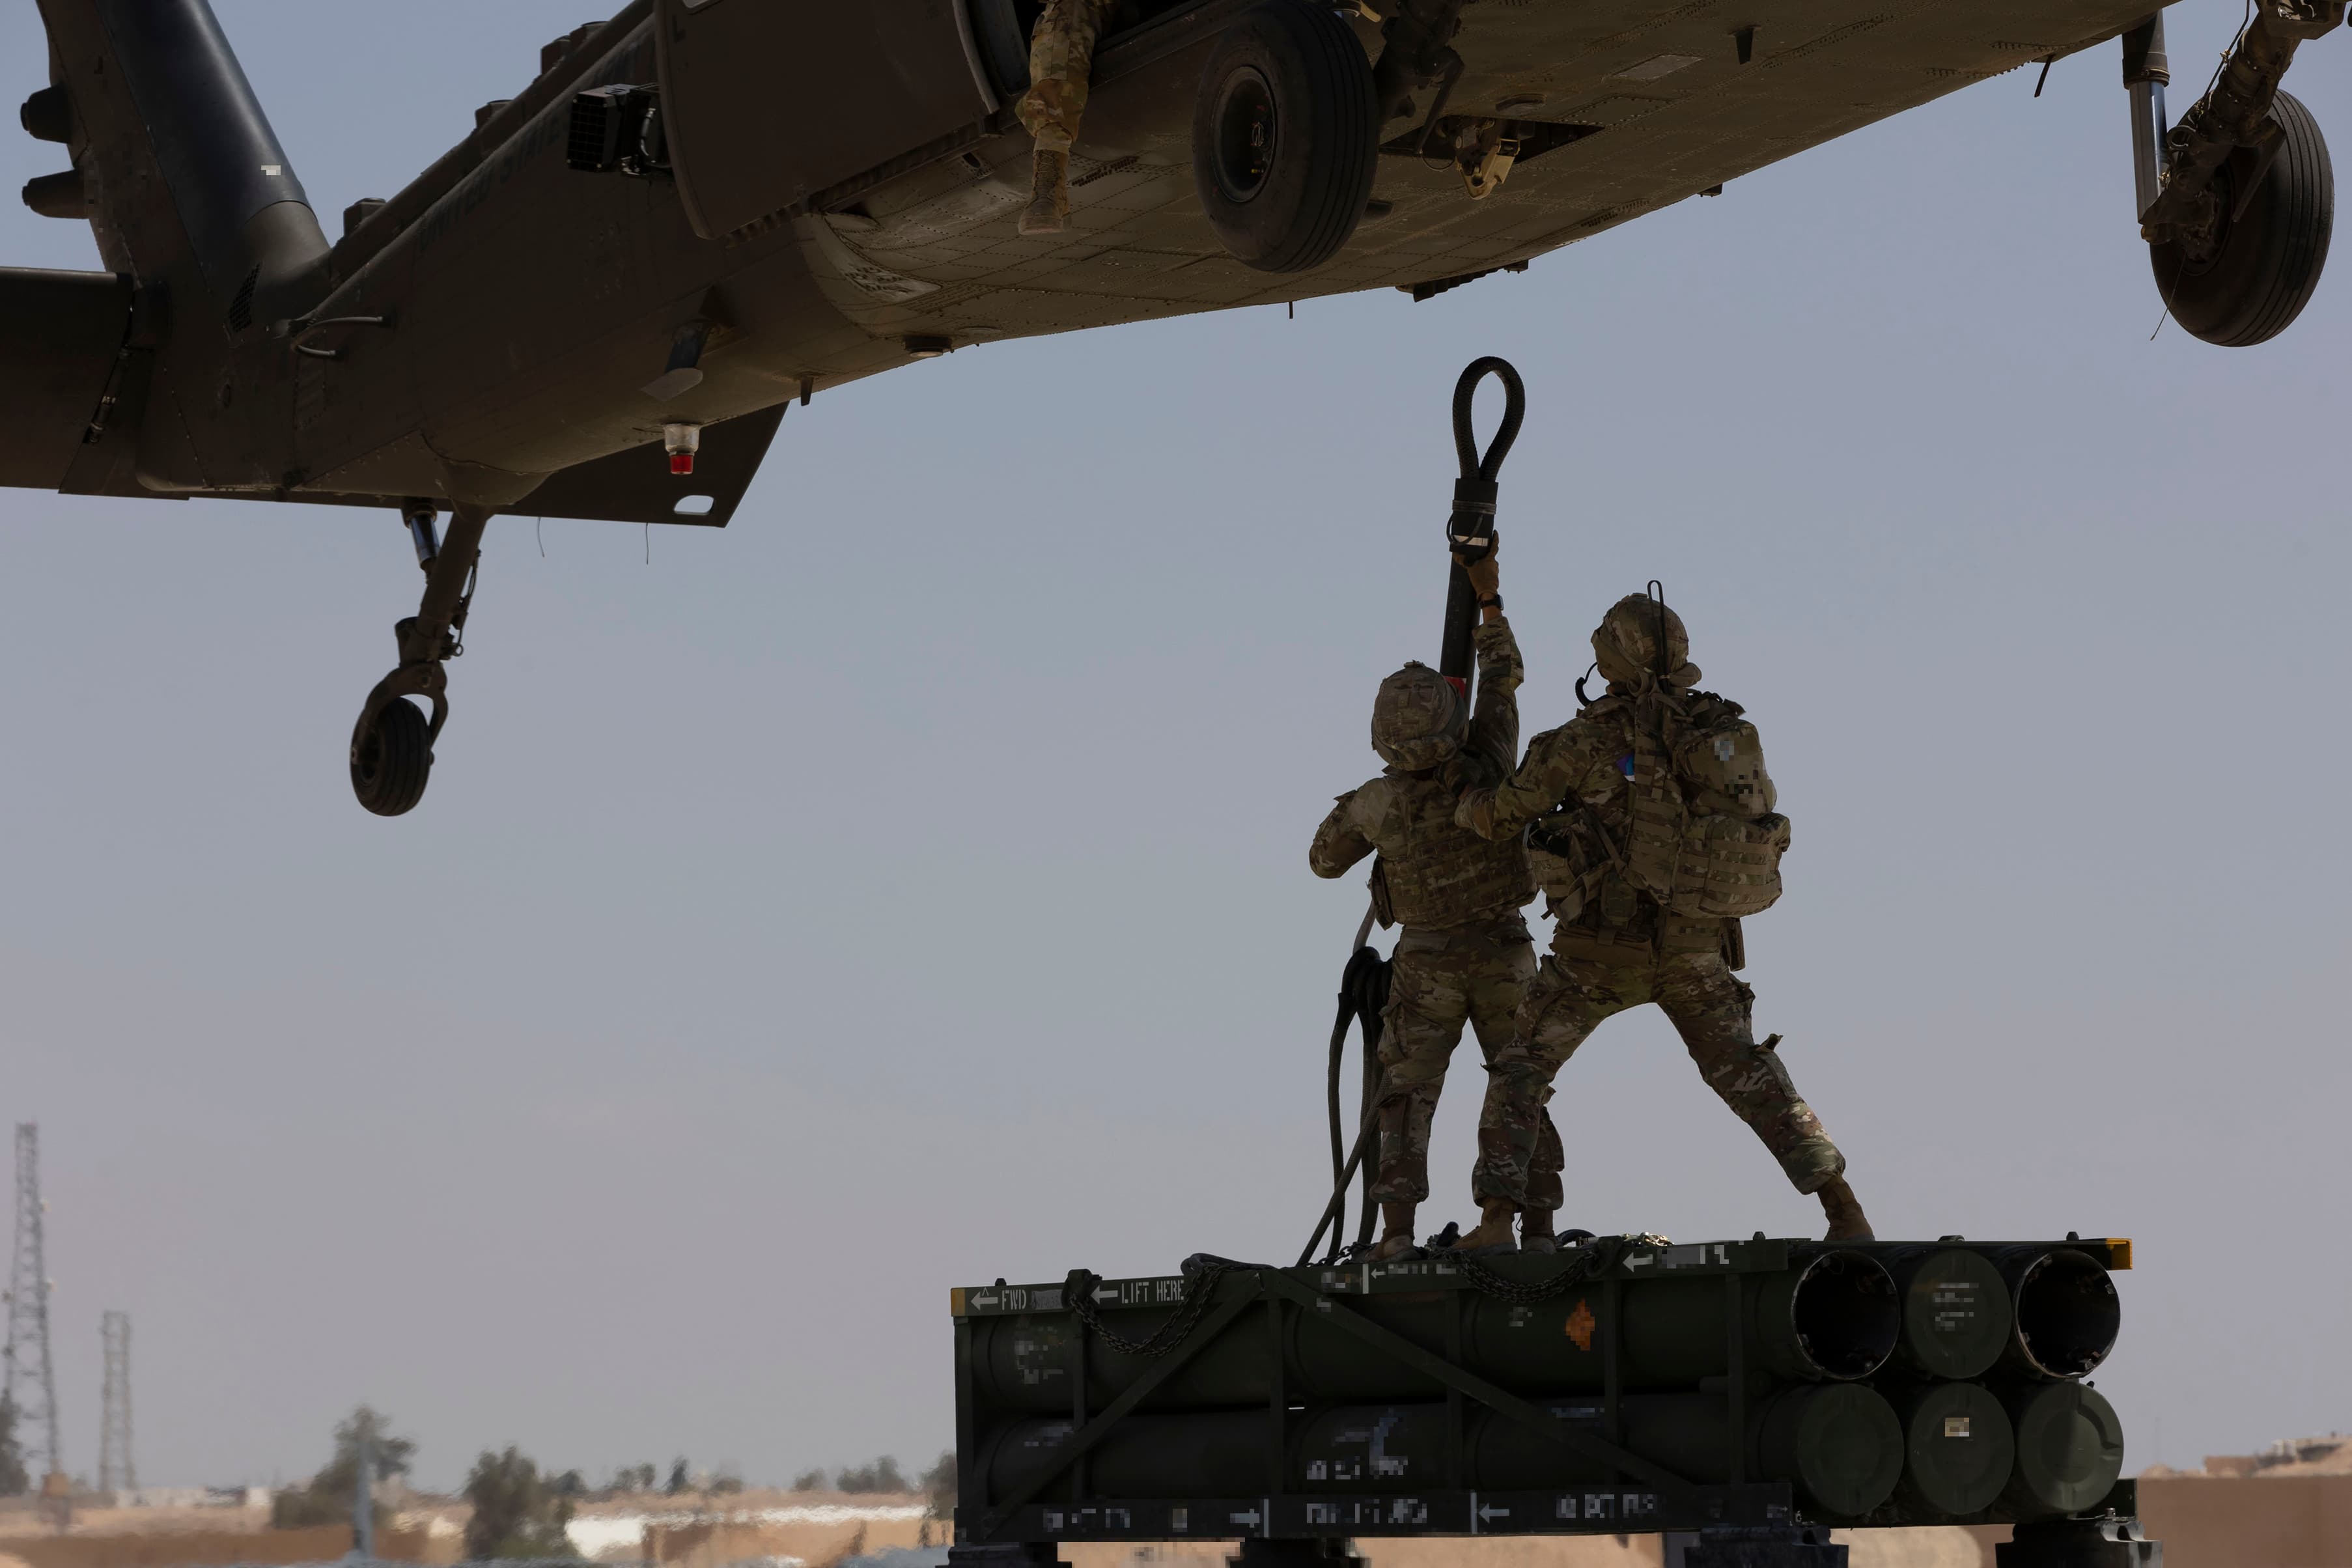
[3,0,2336,814]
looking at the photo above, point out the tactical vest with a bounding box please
[1528,691,1787,925]
[1371,774,1535,930]
[1621,690,1789,919]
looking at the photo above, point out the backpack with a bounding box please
[1623,692,1789,918]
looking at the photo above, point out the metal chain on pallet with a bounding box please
[1063,1254,1247,1358]
[1444,1234,1635,1304]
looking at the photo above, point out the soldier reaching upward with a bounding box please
[1310,550,1564,1263]
[1015,0,1131,236]
[1450,591,1871,1253]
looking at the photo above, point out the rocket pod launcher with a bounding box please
[947,1236,2144,1561]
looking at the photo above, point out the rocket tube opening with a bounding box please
[1785,1248,1900,1380]
[2011,1249,2120,1379]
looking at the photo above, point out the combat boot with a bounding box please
[1365,1202,1423,1263]
[1818,1177,1873,1241]
[1019,147,1070,236]
[1454,1199,1520,1257]
[1521,1209,1558,1256]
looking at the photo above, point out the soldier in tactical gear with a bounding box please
[1451,592,1871,1253]
[1310,550,1564,1263]
[1015,0,1137,236]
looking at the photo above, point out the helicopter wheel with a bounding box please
[2152,90,2334,346]
[1191,1,1379,273]
[350,695,433,817]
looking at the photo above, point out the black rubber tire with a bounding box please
[1190,1,1378,273]
[2152,90,2334,346]
[350,697,432,817]
[969,0,1044,102]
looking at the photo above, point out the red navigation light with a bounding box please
[662,420,702,479]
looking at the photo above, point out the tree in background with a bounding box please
[919,1452,955,1519]
[462,1447,576,1560]
[916,1452,957,1547]
[834,1457,907,1494]
[606,1464,659,1495]
[664,1458,690,1495]
[789,1468,826,1492]
[0,1398,27,1498]
[272,1407,417,1529]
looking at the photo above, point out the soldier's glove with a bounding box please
[1457,553,1501,603]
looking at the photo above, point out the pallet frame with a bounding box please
[950,1240,2144,1559]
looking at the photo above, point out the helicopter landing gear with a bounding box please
[350,500,488,817]
[1190,1,1379,273]
[2149,89,2333,346]
[2133,2,2343,346]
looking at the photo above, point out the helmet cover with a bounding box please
[1593,593,1701,689]
[1371,662,1464,769]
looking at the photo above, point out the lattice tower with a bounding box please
[2,1124,61,1484]
[98,1311,133,1494]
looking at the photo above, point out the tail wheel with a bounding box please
[2152,90,2334,346]
[350,697,432,817]
[1191,1,1378,273]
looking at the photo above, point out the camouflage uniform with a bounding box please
[1454,605,1847,1212]
[1016,0,1118,150]
[1311,619,1562,1211]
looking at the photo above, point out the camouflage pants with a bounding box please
[1373,921,1563,1211]
[1472,951,1845,1207]
[1016,0,1115,148]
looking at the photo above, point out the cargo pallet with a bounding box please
[947,1239,2157,1568]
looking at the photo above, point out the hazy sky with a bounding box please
[1,0,2345,1497]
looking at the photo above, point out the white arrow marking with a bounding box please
[1479,1505,1511,1524]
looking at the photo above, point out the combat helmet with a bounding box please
[1371,662,1464,770]
[1592,591,1701,690]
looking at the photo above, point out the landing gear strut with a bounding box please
[2133,1,2342,345]
[349,499,487,816]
